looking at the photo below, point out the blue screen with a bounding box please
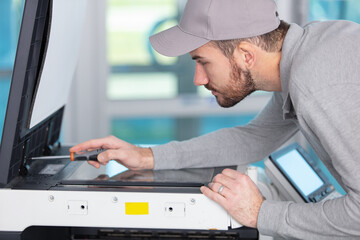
[276,149,324,196]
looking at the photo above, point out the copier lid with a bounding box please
[0,0,86,186]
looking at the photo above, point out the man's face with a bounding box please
[190,43,256,108]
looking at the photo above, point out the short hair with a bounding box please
[212,20,290,59]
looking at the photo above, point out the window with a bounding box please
[106,0,181,101]
[111,117,175,145]
[0,0,25,143]
[309,0,360,22]
[102,0,270,145]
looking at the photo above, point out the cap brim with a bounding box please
[149,26,210,57]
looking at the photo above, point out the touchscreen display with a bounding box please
[276,149,324,196]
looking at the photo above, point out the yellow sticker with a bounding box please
[125,202,149,215]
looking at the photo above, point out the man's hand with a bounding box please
[69,135,154,170]
[200,168,264,228]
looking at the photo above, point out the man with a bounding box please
[71,0,360,238]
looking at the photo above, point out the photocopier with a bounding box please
[0,0,258,239]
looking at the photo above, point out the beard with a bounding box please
[206,62,256,108]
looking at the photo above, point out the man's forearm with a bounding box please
[258,196,360,239]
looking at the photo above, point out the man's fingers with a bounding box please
[87,160,101,168]
[213,169,250,191]
[98,149,127,163]
[70,136,120,152]
[208,182,233,198]
[222,168,245,179]
[72,138,108,151]
[70,139,104,152]
[208,182,224,194]
[212,173,236,189]
[200,186,227,206]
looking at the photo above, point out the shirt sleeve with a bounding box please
[151,93,298,170]
[257,85,360,239]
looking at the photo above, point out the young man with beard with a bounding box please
[71,0,360,238]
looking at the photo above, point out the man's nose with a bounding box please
[193,62,209,86]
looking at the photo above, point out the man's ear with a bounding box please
[233,42,256,69]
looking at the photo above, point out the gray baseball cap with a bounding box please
[149,0,280,57]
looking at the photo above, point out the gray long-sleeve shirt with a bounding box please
[151,21,360,239]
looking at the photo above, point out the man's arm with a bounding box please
[152,92,299,170]
[71,93,297,171]
[257,86,360,239]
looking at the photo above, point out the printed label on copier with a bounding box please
[125,202,149,215]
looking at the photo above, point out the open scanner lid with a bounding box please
[0,0,86,186]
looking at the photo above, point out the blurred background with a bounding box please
[1,0,359,191]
